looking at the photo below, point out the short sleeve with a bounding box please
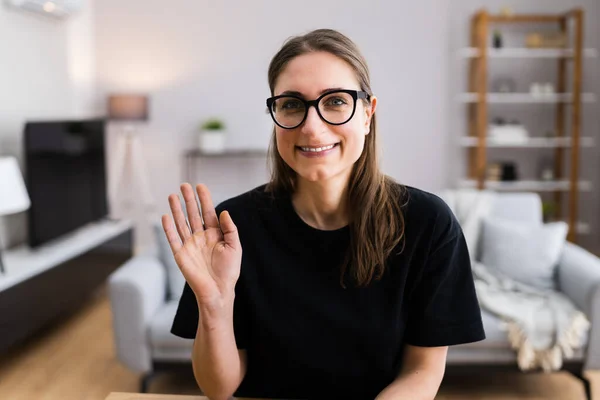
[405,200,486,347]
[170,281,199,339]
[170,280,250,349]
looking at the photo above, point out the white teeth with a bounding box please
[300,144,336,152]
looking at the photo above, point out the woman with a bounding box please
[165,29,485,400]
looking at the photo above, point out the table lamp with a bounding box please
[0,156,31,274]
[107,94,154,213]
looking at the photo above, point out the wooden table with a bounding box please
[105,393,264,400]
[105,394,207,400]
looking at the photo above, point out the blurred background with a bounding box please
[0,1,599,399]
[1,0,599,255]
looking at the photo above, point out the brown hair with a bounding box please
[265,28,407,288]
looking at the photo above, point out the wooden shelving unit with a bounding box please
[457,92,596,103]
[458,136,595,148]
[458,47,598,58]
[461,8,596,243]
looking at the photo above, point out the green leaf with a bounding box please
[200,118,225,130]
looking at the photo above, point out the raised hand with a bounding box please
[162,183,242,307]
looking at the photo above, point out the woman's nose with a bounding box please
[300,105,326,135]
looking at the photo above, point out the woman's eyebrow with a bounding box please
[279,87,345,97]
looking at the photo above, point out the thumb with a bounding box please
[219,210,241,249]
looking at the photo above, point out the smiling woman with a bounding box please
[166,28,486,400]
[267,53,379,230]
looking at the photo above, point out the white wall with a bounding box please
[66,0,96,116]
[94,0,452,253]
[448,0,600,253]
[0,0,97,249]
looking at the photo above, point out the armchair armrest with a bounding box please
[557,242,600,370]
[108,254,167,373]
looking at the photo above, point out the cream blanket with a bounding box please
[439,189,590,372]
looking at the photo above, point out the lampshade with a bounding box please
[0,156,31,216]
[107,94,149,121]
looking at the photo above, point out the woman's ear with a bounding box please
[365,96,377,135]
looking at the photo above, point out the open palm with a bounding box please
[162,183,242,306]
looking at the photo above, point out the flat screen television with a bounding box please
[23,119,109,248]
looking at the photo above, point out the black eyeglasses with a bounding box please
[266,89,370,130]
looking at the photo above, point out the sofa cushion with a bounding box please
[480,218,568,291]
[489,193,543,225]
[154,221,186,301]
[149,301,194,349]
[447,310,587,364]
[148,301,194,362]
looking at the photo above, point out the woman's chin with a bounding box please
[296,168,342,183]
[297,171,330,183]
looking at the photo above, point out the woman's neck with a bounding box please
[292,176,349,231]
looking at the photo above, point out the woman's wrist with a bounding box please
[197,293,235,331]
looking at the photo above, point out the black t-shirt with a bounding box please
[171,182,485,399]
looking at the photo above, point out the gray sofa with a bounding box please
[107,192,600,397]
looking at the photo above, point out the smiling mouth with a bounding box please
[295,143,340,152]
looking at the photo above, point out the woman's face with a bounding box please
[272,51,377,185]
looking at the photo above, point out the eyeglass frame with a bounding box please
[266,89,371,130]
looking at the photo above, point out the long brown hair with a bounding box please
[265,29,407,288]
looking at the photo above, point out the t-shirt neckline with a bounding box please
[279,191,350,240]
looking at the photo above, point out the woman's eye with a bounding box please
[281,100,303,110]
[324,97,347,106]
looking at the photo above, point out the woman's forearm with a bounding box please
[192,295,246,400]
[374,368,443,400]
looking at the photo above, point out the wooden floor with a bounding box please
[0,284,597,400]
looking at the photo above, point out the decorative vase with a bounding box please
[493,30,503,48]
[199,130,226,154]
[500,162,518,181]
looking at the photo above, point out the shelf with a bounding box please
[183,148,269,183]
[458,179,593,192]
[458,47,598,58]
[458,136,595,148]
[488,15,563,24]
[457,93,597,103]
[184,149,268,158]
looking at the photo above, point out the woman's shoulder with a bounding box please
[393,184,464,258]
[400,184,458,228]
[215,183,279,216]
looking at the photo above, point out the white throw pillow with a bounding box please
[480,218,568,291]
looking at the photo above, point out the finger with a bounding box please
[181,182,204,233]
[168,193,192,242]
[161,214,183,253]
[197,183,219,229]
[219,210,240,250]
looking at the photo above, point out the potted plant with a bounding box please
[199,118,226,154]
[542,201,557,223]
